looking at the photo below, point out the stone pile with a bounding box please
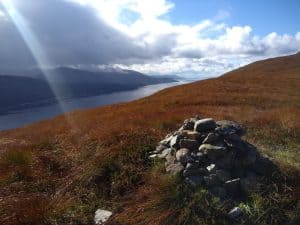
[150,117,276,200]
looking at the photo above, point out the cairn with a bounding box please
[150,117,277,201]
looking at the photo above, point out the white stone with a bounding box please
[228,207,242,219]
[94,209,112,225]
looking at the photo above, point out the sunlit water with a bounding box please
[0,82,184,131]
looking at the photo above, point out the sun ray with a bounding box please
[1,0,79,131]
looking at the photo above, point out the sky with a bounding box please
[0,0,299,77]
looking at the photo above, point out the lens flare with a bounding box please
[1,0,79,131]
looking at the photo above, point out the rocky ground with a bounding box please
[150,117,277,221]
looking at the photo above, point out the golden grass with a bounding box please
[0,53,299,224]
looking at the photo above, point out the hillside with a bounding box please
[0,53,299,225]
[0,68,175,114]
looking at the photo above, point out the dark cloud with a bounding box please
[0,0,174,73]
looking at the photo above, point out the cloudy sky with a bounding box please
[0,0,299,77]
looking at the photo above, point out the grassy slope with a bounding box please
[0,53,299,225]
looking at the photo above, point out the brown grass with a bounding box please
[0,53,299,224]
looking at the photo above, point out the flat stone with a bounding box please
[95,209,112,225]
[194,118,216,133]
[182,131,201,141]
[149,154,157,158]
[157,148,172,159]
[216,169,231,183]
[199,144,227,160]
[228,207,242,219]
[179,139,200,151]
[224,178,240,193]
[176,148,190,165]
[154,144,168,154]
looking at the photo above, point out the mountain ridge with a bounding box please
[0,67,176,114]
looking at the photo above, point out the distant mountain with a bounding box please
[0,67,176,114]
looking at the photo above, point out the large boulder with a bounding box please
[194,118,216,132]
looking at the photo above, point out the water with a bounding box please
[0,82,183,131]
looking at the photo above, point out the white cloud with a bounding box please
[0,0,299,76]
[67,0,300,77]
[0,8,6,18]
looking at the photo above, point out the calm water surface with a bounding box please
[0,82,184,131]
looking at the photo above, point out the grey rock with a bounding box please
[216,169,231,183]
[182,119,195,130]
[202,132,220,144]
[95,209,112,225]
[176,148,190,165]
[186,162,199,170]
[206,164,217,173]
[251,155,277,176]
[194,118,216,133]
[199,144,227,160]
[170,135,184,149]
[216,151,235,169]
[166,162,184,174]
[204,174,219,187]
[228,207,242,219]
[183,165,207,177]
[159,135,173,147]
[216,120,245,136]
[149,154,157,158]
[179,139,200,151]
[211,186,227,199]
[224,178,240,193]
[240,176,258,194]
[165,153,176,164]
[185,175,203,187]
[181,130,202,141]
[241,146,257,166]
[191,152,208,163]
[157,148,173,159]
[154,144,168,154]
